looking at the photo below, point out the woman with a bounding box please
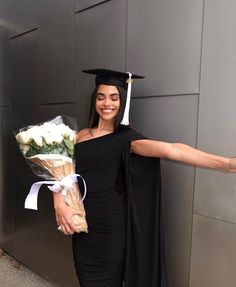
[53,69,236,287]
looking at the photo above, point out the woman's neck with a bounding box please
[97,119,115,132]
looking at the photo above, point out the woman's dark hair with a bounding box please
[88,85,127,131]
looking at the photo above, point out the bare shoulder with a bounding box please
[76,128,91,143]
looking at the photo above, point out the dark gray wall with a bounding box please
[0,1,78,286]
[0,1,12,247]
[0,0,235,287]
[190,1,236,286]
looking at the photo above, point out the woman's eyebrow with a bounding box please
[96,92,119,96]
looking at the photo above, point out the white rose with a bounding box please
[43,134,54,145]
[16,131,31,144]
[57,124,68,135]
[19,144,30,154]
[41,122,56,133]
[33,134,43,147]
[52,133,63,144]
[44,132,63,145]
[58,125,76,142]
[27,126,42,139]
[69,130,76,143]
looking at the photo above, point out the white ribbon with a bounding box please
[24,174,87,210]
[121,72,132,125]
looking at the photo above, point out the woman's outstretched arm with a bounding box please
[131,139,236,172]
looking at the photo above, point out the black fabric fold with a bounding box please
[122,128,167,287]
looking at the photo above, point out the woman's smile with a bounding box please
[101,108,116,113]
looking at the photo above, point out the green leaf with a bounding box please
[28,139,40,150]
[25,147,38,157]
[63,139,74,151]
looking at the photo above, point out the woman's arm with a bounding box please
[52,128,90,235]
[131,139,236,172]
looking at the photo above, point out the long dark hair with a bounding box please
[88,85,127,131]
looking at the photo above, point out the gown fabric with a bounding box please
[72,126,166,287]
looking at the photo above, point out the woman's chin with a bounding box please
[99,113,117,122]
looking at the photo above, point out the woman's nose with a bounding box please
[104,98,111,106]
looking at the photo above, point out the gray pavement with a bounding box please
[0,249,58,287]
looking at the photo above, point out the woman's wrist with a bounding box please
[52,192,65,209]
[228,157,236,172]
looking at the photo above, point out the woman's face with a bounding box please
[95,84,121,123]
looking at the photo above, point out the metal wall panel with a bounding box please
[10,31,38,111]
[131,94,198,287]
[75,0,110,12]
[194,0,236,222]
[6,0,38,37]
[2,171,78,286]
[190,215,236,287]
[37,103,76,123]
[0,27,10,106]
[4,28,78,286]
[75,74,94,129]
[38,0,75,104]
[0,108,12,244]
[75,0,126,71]
[0,2,12,244]
[127,0,203,97]
[75,0,127,127]
[10,30,39,176]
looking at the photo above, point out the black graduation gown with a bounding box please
[73,126,167,287]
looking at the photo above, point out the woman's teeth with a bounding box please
[102,109,114,113]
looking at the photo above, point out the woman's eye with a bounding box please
[111,97,119,101]
[96,96,104,101]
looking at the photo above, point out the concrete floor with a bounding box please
[0,249,58,287]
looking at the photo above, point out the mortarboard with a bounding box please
[82,68,144,125]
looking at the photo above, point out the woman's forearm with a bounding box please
[168,143,230,171]
[131,139,234,172]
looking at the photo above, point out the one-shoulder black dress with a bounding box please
[72,127,165,287]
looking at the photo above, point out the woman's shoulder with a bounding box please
[117,125,146,141]
[76,128,90,143]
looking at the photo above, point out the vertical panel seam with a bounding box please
[125,0,128,71]
[188,0,206,286]
[73,0,77,105]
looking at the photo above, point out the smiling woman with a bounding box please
[52,69,236,287]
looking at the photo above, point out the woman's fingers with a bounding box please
[60,222,74,235]
[54,202,87,235]
[55,209,77,235]
[57,217,75,235]
[74,209,86,217]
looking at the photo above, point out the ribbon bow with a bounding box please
[24,174,87,210]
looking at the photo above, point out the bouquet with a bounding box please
[15,115,88,233]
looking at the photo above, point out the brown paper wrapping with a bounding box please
[30,154,88,233]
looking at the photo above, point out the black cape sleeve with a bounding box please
[121,127,167,287]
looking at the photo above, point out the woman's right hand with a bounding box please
[53,192,81,235]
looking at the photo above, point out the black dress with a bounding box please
[72,127,166,287]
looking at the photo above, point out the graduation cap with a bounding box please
[82,68,144,125]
